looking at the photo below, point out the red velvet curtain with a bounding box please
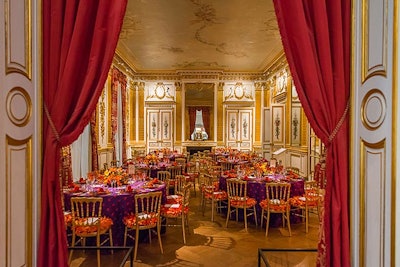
[40,1,127,266]
[273,1,350,266]
[111,67,127,163]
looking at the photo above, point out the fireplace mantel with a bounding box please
[182,140,217,154]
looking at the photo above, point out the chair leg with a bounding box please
[68,233,76,264]
[123,226,128,247]
[96,234,101,267]
[244,207,248,231]
[134,228,139,261]
[157,223,164,254]
[286,209,292,236]
[265,211,271,237]
[260,209,264,227]
[109,229,113,254]
[181,214,186,244]
[225,204,231,228]
[211,198,215,221]
[253,206,258,227]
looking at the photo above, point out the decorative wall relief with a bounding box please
[224,82,254,102]
[145,82,175,102]
[242,117,248,138]
[151,116,157,138]
[230,118,236,138]
[291,106,301,145]
[164,119,169,138]
[271,105,284,145]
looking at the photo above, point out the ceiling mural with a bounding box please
[117,0,282,72]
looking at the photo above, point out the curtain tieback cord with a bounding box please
[328,99,350,143]
[44,103,61,143]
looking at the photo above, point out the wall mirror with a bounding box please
[185,83,214,140]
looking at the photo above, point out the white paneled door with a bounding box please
[226,109,253,151]
[147,109,174,152]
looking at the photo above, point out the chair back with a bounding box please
[186,162,198,174]
[287,166,300,175]
[174,175,187,195]
[221,161,234,171]
[157,171,171,183]
[167,165,182,179]
[134,191,162,228]
[182,183,192,208]
[70,197,103,231]
[175,157,186,166]
[226,178,247,199]
[265,182,291,202]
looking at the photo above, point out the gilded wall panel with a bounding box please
[255,90,262,142]
[107,75,113,145]
[217,90,223,142]
[361,0,387,81]
[6,136,32,267]
[360,139,386,267]
[138,88,145,141]
[175,88,182,142]
[5,0,31,78]
[129,84,135,141]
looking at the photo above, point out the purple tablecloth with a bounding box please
[64,181,166,246]
[219,175,305,226]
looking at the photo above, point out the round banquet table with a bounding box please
[64,180,166,246]
[219,174,305,227]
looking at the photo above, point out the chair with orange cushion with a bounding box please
[175,157,187,172]
[165,174,187,205]
[161,183,192,244]
[122,191,163,261]
[69,197,113,267]
[157,171,171,193]
[167,165,182,190]
[185,161,198,196]
[221,161,234,172]
[225,178,258,231]
[260,182,291,237]
[201,173,228,221]
[290,180,323,233]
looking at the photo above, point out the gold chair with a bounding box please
[161,183,192,244]
[137,166,151,179]
[225,179,258,231]
[290,180,322,233]
[69,197,113,267]
[186,162,198,196]
[175,157,187,172]
[166,174,187,204]
[260,182,291,236]
[201,173,228,221]
[122,191,163,261]
[157,171,171,185]
[221,161,234,172]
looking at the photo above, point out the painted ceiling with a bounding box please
[116,0,283,73]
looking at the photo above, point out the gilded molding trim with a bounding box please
[391,0,398,263]
[5,0,32,79]
[361,0,388,82]
[361,88,386,130]
[360,138,386,267]
[6,87,32,127]
[6,135,32,267]
[99,89,106,143]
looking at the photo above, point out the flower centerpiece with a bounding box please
[144,153,159,166]
[98,167,128,186]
